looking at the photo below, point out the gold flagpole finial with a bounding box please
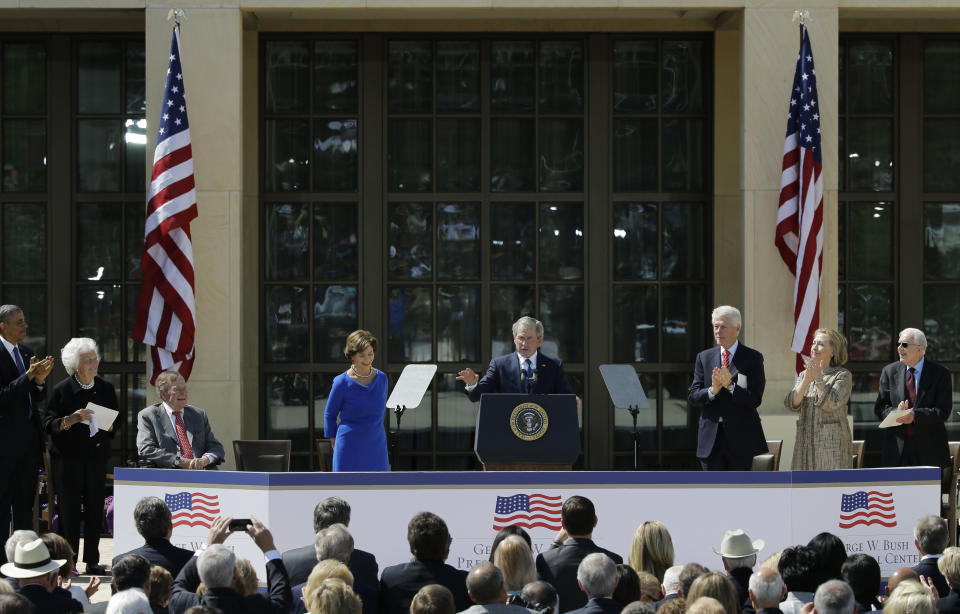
[167,8,187,25]
[792,9,811,26]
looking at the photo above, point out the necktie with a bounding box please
[524,358,533,394]
[722,349,730,369]
[905,367,917,437]
[173,411,195,459]
[12,347,31,418]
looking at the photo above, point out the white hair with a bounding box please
[105,589,151,614]
[577,553,617,598]
[663,565,684,593]
[724,554,756,569]
[60,337,99,376]
[197,544,236,589]
[813,580,856,614]
[315,523,354,563]
[4,530,38,563]
[899,328,927,348]
[748,568,785,607]
[711,305,742,328]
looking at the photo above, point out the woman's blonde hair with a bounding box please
[939,546,960,589]
[492,535,536,591]
[628,520,675,582]
[814,328,848,367]
[235,557,259,597]
[304,577,362,614]
[883,580,935,614]
[686,572,741,614]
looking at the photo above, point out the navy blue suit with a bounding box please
[466,353,573,402]
[688,343,767,470]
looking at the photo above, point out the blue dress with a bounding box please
[323,370,390,471]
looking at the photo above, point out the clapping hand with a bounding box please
[26,355,54,384]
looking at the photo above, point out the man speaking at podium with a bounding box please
[457,316,574,401]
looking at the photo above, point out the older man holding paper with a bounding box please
[40,337,119,575]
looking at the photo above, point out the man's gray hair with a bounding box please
[61,337,99,377]
[914,515,948,555]
[900,328,928,348]
[154,370,182,395]
[748,568,785,608]
[197,544,236,589]
[577,553,617,598]
[315,522,354,563]
[105,588,151,614]
[622,602,656,614]
[0,305,22,326]
[521,580,558,614]
[465,562,504,604]
[711,306,742,328]
[512,316,544,339]
[663,565,684,593]
[4,530,38,564]
[813,579,856,614]
[314,496,351,532]
[724,554,756,570]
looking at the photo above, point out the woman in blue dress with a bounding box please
[324,329,390,471]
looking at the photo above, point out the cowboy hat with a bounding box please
[0,539,65,578]
[712,529,765,558]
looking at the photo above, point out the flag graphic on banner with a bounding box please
[493,493,563,531]
[166,491,220,529]
[838,491,896,529]
[776,28,823,375]
[131,22,198,385]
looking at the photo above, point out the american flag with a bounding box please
[166,491,220,529]
[838,491,896,529]
[131,23,198,385]
[776,27,823,375]
[493,493,562,531]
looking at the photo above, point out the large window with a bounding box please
[261,33,713,470]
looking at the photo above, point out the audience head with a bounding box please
[686,571,740,614]
[112,554,152,592]
[914,515,949,556]
[0,539,64,588]
[687,596,726,614]
[105,588,151,614]
[184,607,222,614]
[410,584,456,614]
[3,531,37,565]
[886,567,919,596]
[305,577,362,614]
[305,559,354,604]
[577,553,618,599]
[197,544,235,590]
[813,579,855,614]
[657,597,687,614]
[492,534,536,592]
[315,523,354,563]
[39,532,75,580]
[148,566,173,608]
[134,496,173,540]
[939,547,960,590]
[466,561,506,604]
[489,525,532,563]
[807,532,847,582]
[778,545,821,593]
[748,567,785,609]
[561,496,597,537]
[663,565,684,596]
[629,521,675,582]
[714,529,762,571]
[520,580,559,614]
[0,594,31,614]
[612,564,642,606]
[234,557,258,597]
[884,580,935,614]
[841,553,881,605]
[638,571,663,602]
[314,496,351,532]
[759,550,784,572]
[622,601,657,614]
[678,563,709,599]
[408,512,452,562]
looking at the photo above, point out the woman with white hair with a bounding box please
[39,337,118,575]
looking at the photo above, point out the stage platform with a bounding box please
[115,467,939,582]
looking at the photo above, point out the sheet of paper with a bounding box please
[83,402,119,432]
[737,373,748,388]
[878,408,910,429]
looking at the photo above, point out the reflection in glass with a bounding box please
[839,118,845,191]
[78,41,121,114]
[77,203,121,281]
[126,288,144,362]
[3,203,46,281]
[125,202,145,280]
[848,40,893,114]
[390,371,432,451]
[613,41,657,113]
[313,118,358,191]
[264,119,310,192]
[265,285,309,362]
[925,119,960,193]
[3,42,45,114]
[925,203,960,280]
[314,41,358,114]
[539,203,583,280]
[4,286,45,356]
[491,41,535,113]
[662,40,704,113]
[437,373,477,450]
[613,203,657,280]
[3,119,46,192]
[663,203,705,280]
[388,287,433,363]
[490,286,535,357]
[437,41,479,112]
[614,372,657,452]
[437,119,480,192]
[539,41,583,113]
[838,201,846,279]
[540,118,583,192]
[126,43,146,114]
[661,286,706,363]
[388,203,432,280]
[539,285,584,362]
[925,285,960,361]
[266,374,310,450]
[845,284,893,362]
[438,286,480,362]
[662,119,704,192]
[77,285,122,362]
[78,120,122,193]
[125,118,146,193]
[388,119,432,192]
[662,372,697,451]
[389,41,432,113]
[848,202,893,280]
[313,203,358,280]
[314,286,357,362]
[437,203,480,280]
[613,119,657,192]
[927,42,960,114]
[847,118,893,192]
[265,42,309,114]
[490,203,534,280]
[266,203,309,281]
[613,286,657,362]
[491,119,534,192]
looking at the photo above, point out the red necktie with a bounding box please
[905,368,917,437]
[722,349,730,369]
[173,411,195,459]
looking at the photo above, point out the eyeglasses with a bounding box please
[897,342,914,348]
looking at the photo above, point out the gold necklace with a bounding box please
[350,365,374,378]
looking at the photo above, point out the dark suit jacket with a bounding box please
[535,538,623,613]
[565,597,622,614]
[17,583,83,613]
[466,353,573,402]
[912,556,949,598]
[937,588,960,614]
[136,403,226,467]
[380,559,470,614]
[729,566,753,610]
[874,359,952,469]
[687,343,768,460]
[282,543,379,588]
[112,537,195,579]
[169,555,292,614]
[0,342,44,461]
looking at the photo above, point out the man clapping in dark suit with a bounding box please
[688,305,768,471]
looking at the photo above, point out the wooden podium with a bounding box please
[474,394,580,471]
